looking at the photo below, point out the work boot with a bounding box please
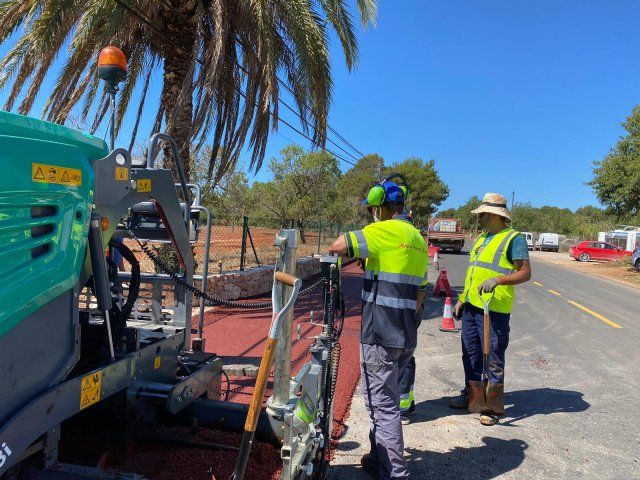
[448,389,469,409]
[360,453,380,479]
[400,400,416,425]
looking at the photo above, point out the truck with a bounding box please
[427,218,465,253]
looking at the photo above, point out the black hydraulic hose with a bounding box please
[108,239,141,331]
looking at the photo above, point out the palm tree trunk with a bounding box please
[160,5,196,182]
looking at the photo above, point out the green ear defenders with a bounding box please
[363,173,410,207]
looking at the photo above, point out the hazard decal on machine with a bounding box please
[80,370,102,410]
[137,178,151,192]
[154,356,161,370]
[115,167,129,181]
[32,163,82,187]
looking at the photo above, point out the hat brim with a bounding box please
[471,205,511,221]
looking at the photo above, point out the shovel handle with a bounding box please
[480,292,494,356]
[274,271,298,287]
[483,309,490,356]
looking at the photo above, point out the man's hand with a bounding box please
[477,277,499,294]
[453,300,464,319]
[328,235,347,256]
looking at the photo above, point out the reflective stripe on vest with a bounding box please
[463,228,520,314]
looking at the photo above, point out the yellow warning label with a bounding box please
[137,178,152,193]
[154,356,161,370]
[115,167,129,181]
[80,370,102,410]
[32,163,82,187]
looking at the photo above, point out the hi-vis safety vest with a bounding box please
[462,228,521,314]
[344,217,428,348]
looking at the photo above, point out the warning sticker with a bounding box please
[32,163,82,187]
[115,167,129,181]
[154,356,161,370]
[137,178,152,193]
[80,370,102,410]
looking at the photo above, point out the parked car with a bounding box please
[522,232,534,250]
[631,246,640,271]
[536,233,559,252]
[569,241,633,262]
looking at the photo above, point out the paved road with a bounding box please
[330,249,640,479]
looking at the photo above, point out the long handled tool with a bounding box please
[468,292,494,414]
[231,270,302,480]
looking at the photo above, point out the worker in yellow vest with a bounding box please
[329,175,427,480]
[449,193,531,426]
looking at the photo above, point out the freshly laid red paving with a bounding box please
[126,262,364,480]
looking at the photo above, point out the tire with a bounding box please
[635,259,640,272]
[578,253,590,262]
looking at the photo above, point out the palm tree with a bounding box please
[0,0,376,180]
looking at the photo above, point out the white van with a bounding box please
[522,232,534,250]
[536,233,559,252]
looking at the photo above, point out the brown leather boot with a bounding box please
[484,383,505,416]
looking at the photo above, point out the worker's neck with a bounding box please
[488,223,508,235]
[380,209,395,221]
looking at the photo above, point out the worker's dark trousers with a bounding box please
[361,343,413,480]
[461,303,510,386]
[398,307,422,411]
[398,356,415,410]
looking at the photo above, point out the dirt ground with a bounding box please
[529,250,640,288]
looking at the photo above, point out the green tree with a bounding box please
[590,105,640,217]
[0,0,377,180]
[385,157,449,222]
[249,145,341,241]
[336,153,385,225]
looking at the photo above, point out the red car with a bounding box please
[569,241,633,262]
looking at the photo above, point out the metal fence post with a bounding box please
[317,222,323,254]
[268,229,299,418]
[240,215,248,271]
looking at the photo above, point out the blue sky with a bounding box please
[2,1,639,211]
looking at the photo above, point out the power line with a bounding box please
[157,0,364,163]
[113,0,357,167]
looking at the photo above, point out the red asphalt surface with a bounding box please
[126,262,364,480]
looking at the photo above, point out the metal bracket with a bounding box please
[93,148,132,206]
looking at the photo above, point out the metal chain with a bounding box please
[129,231,323,310]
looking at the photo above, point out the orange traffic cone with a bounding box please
[439,296,460,332]
[433,249,440,270]
[432,268,452,297]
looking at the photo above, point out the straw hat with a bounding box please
[471,192,511,220]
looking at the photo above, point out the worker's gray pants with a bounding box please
[361,343,414,480]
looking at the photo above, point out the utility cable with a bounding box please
[113,0,358,167]
[156,0,364,163]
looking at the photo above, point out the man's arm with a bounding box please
[477,259,531,293]
[328,235,347,256]
[477,234,532,294]
[416,288,427,311]
[497,259,531,285]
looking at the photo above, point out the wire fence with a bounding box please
[191,217,362,274]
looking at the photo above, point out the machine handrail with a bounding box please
[146,133,190,223]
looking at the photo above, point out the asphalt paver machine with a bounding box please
[0,48,344,480]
